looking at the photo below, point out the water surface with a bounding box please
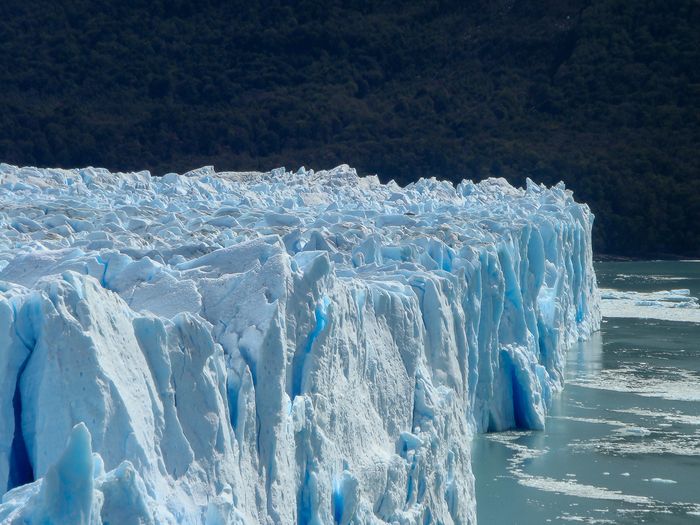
[473,261,700,524]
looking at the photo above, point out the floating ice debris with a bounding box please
[649,478,677,484]
[600,288,700,322]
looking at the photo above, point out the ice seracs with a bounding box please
[0,164,599,523]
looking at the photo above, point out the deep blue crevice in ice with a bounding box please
[501,350,530,430]
[292,296,330,398]
[238,345,257,388]
[13,299,38,352]
[96,253,109,288]
[417,469,427,502]
[405,453,418,505]
[354,288,366,323]
[537,317,550,366]
[7,357,34,491]
[227,375,240,432]
[297,466,320,525]
[332,478,344,524]
[218,318,243,433]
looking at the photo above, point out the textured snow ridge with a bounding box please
[0,164,599,524]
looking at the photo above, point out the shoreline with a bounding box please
[594,254,700,262]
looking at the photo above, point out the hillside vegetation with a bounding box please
[0,0,698,256]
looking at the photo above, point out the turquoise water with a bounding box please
[473,262,700,524]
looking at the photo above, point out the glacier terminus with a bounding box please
[0,164,599,524]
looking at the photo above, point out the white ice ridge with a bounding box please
[0,164,599,524]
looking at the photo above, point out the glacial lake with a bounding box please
[473,261,700,524]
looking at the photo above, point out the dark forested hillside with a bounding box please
[0,0,698,256]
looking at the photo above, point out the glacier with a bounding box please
[0,163,599,524]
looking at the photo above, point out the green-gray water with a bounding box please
[473,261,700,524]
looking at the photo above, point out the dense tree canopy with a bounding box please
[0,0,698,256]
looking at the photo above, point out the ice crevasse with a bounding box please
[0,164,599,524]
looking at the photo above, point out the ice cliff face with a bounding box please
[0,164,599,524]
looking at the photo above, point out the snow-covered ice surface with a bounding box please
[0,164,599,524]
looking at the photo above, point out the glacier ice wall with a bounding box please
[0,164,599,524]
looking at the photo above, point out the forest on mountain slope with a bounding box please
[0,0,698,256]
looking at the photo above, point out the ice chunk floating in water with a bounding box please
[0,164,599,523]
[600,288,700,323]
